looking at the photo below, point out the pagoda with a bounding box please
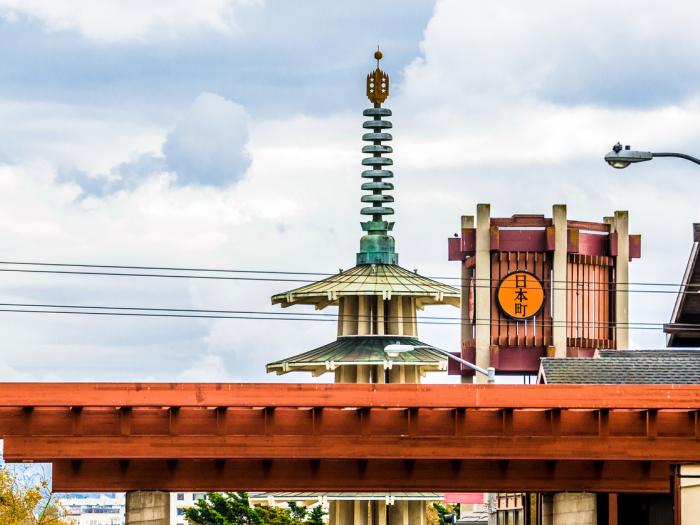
[267,51,459,384]
[266,51,459,524]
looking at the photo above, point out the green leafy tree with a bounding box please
[287,502,307,521]
[430,502,459,525]
[184,492,262,525]
[185,492,326,525]
[304,505,326,525]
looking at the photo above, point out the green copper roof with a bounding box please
[271,264,460,309]
[266,336,448,375]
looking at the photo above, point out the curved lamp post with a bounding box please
[605,142,700,169]
[384,343,496,383]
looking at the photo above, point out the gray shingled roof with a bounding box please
[540,356,700,384]
[597,349,700,358]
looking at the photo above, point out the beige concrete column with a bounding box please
[353,500,369,525]
[376,298,385,335]
[614,210,629,349]
[374,365,385,384]
[408,501,425,523]
[681,464,700,524]
[552,204,567,358]
[358,296,371,335]
[541,494,553,525]
[341,297,358,336]
[329,501,338,524]
[474,203,491,383]
[356,365,371,383]
[552,493,596,525]
[402,297,416,336]
[388,500,408,525]
[461,215,475,384]
[335,366,357,383]
[125,491,170,525]
[375,500,387,525]
[395,298,404,335]
[388,366,405,384]
[331,501,355,525]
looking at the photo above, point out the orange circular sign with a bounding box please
[496,271,545,320]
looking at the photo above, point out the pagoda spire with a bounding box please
[357,49,398,265]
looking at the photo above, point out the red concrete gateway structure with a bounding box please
[448,205,641,380]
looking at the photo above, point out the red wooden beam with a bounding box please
[49,459,671,493]
[7,434,700,462]
[1,383,698,410]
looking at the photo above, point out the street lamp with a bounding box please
[605,142,700,169]
[383,343,496,384]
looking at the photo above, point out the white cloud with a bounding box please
[177,354,230,382]
[164,92,251,187]
[0,0,260,43]
[405,0,700,107]
[3,0,700,383]
[0,100,165,173]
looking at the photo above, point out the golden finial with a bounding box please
[367,48,389,104]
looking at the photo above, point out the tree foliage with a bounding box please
[428,502,459,525]
[0,467,70,525]
[185,492,326,525]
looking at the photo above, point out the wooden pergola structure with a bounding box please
[1,382,697,495]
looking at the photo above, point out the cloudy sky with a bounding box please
[0,0,699,383]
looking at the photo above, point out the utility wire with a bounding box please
[0,303,686,331]
[0,301,665,326]
[0,266,695,295]
[0,260,693,288]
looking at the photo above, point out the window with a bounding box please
[177,493,185,501]
[177,508,185,516]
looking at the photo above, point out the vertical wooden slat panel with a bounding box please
[491,253,500,347]
[577,255,584,343]
[526,252,534,346]
[534,252,543,347]
[566,257,573,342]
[507,252,516,346]
[543,254,552,347]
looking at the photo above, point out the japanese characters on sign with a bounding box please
[496,270,545,320]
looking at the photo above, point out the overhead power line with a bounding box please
[0,260,692,288]
[0,301,684,331]
[0,265,695,295]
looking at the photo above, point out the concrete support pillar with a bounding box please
[335,366,357,383]
[358,296,371,335]
[541,494,553,525]
[552,493,596,525]
[461,215,475,385]
[402,297,416,336]
[125,491,170,525]
[614,210,629,349]
[356,365,371,383]
[354,500,369,525]
[408,501,425,523]
[330,501,355,525]
[395,297,404,335]
[474,203,491,383]
[388,500,408,525]
[552,204,568,358]
[374,500,387,525]
[376,298,385,335]
[341,297,358,336]
[680,464,700,524]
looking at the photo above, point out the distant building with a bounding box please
[61,493,124,525]
[170,492,206,525]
